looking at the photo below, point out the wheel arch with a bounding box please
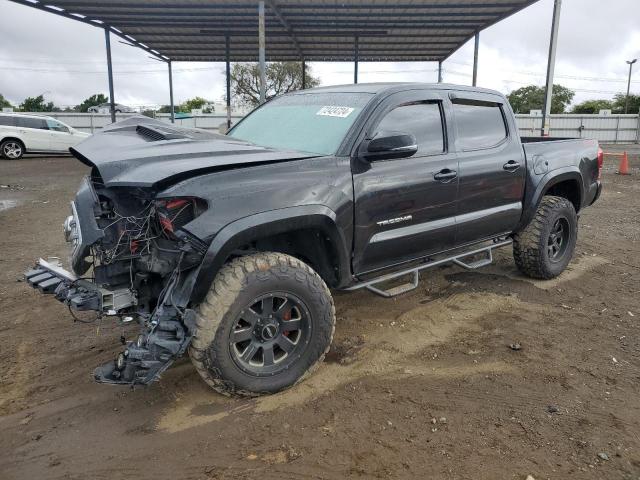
[190,205,352,305]
[518,169,583,231]
[1,136,26,152]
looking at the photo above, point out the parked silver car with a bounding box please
[87,103,136,114]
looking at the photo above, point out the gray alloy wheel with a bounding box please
[1,140,24,160]
[190,252,336,396]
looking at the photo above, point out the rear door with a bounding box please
[450,94,525,245]
[16,116,50,151]
[352,90,458,274]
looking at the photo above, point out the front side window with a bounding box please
[452,101,507,150]
[46,119,69,132]
[228,92,373,156]
[376,102,445,156]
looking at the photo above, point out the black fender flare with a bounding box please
[517,168,583,231]
[189,205,352,304]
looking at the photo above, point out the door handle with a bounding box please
[434,169,457,182]
[503,160,520,172]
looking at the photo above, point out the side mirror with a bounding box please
[361,131,418,161]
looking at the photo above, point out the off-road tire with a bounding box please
[513,195,578,279]
[189,252,336,396]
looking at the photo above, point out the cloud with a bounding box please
[0,0,638,109]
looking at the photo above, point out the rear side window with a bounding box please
[16,117,48,130]
[0,116,16,126]
[376,102,445,155]
[452,101,507,150]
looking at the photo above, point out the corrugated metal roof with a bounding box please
[10,0,540,62]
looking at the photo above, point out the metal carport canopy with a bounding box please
[12,0,539,63]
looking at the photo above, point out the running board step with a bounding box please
[452,249,493,270]
[365,271,419,298]
[347,238,512,298]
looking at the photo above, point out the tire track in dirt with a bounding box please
[156,292,524,432]
[154,252,610,434]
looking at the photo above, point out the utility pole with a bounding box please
[104,27,116,124]
[625,59,637,114]
[541,0,562,136]
[258,1,266,104]
[472,32,479,87]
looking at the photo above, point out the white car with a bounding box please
[0,113,90,160]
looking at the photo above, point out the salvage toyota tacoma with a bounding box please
[25,83,602,396]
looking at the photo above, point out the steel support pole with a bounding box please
[625,60,637,114]
[168,60,175,124]
[302,60,306,89]
[104,27,116,124]
[258,1,266,104]
[541,0,562,136]
[354,36,359,84]
[472,32,479,87]
[438,61,442,83]
[225,35,231,131]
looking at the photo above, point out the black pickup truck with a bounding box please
[25,83,602,396]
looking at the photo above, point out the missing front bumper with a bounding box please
[25,257,197,387]
[25,257,135,313]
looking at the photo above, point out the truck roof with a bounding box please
[289,82,504,97]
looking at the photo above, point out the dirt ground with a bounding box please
[1,145,639,480]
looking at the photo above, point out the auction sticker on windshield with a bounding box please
[316,106,355,118]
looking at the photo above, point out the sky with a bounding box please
[0,0,639,111]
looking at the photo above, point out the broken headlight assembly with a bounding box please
[154,197,208,237]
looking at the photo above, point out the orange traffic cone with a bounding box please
[618,151,630,175]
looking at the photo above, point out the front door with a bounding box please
[450,95,525,245]
[46,119,74,152]
[352,91,458,274]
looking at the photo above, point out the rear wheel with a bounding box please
[513,195,578,279]
[1,139,24,160]
[189,252,335,396]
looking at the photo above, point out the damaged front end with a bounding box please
[26,174,208,386]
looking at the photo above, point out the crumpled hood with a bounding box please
[70,116,317,188]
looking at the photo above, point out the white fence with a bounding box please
[34,112,245,134]
[515,114,640,143]
[23,112,640,144]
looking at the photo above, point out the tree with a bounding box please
[571,99,613,114]
[157,97,214,114]
[75,93,108,112]
[507,84,574,114]
[19,95,58,112]
[0,93,13,110]
[181,96,214,113]
[231,61,320,107]
[612,93,640,114]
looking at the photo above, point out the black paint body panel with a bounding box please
[67,84,601,299]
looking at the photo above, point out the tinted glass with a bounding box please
[46,119,69,132]
[376,102,444,155]
[16,117,48,130]
[229,92,373,155]
[0,116,16,126]
[453,101,507,150]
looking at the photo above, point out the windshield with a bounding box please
[228,92,373,155]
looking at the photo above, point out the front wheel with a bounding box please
[189,252,336,396]
[1,139,24,160]
[513,195,578,279]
